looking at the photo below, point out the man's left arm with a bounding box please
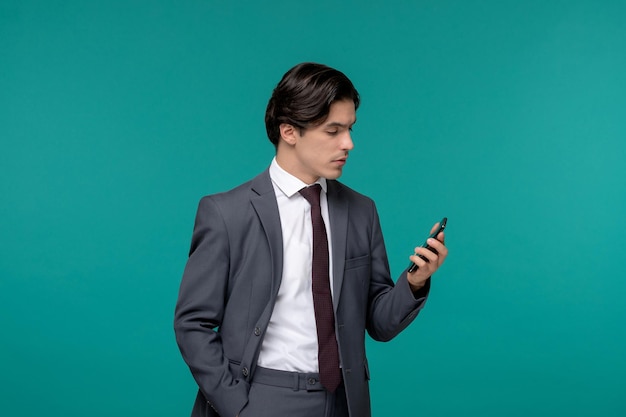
[365,205,448,342]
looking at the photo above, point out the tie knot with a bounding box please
[299,184,322,207]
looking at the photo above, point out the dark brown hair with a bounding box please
[265,62,360,147]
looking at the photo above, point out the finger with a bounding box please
[429,222,440,235]
[427,237,446,255]
[426,238,448,266]
[414,246,438,263]
[408,253,428,271]
[435,231,445,245]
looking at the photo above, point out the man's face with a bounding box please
[282,99,356,184]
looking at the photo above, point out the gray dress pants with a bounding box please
[238,367,349,417]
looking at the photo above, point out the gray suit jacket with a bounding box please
[174,169,430,417]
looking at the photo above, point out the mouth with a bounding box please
[333,154,348,164]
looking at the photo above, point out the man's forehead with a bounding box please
[313,99,356,127]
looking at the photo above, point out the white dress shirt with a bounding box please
[256,158,334,372]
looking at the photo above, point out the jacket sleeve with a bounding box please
[365,201,430,342]
[174,196,248,417]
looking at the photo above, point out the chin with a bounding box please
[325,170,343,180]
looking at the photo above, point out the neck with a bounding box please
[275,151,320,185]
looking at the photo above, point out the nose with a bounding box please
[342,132,354,151]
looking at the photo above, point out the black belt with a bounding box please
[252,366,329,391]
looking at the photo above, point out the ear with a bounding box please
[279,123,299,146]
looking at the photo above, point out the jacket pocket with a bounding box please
[345,254,370,270]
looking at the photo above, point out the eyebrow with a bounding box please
[323,119,357,128]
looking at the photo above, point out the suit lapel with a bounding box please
[249,172,348,311]
[250,170,284,299]
[327,180,348,312]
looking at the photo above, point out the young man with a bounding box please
[174,63,447,417]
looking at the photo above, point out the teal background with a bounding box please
[1,1,625,415]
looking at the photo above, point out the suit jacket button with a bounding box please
[242,367,249,377]
[254,327,261,336]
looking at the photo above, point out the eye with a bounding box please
[326,130,339,136]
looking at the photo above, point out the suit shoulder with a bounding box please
[199,179,252,203]
[329,180,376,206]
[198,171,268,206]
[194,171,274,228]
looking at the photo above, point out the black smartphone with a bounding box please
[407,217,447,273]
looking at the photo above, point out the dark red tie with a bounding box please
[299,184,341,393]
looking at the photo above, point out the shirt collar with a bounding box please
[269,157,327,198]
